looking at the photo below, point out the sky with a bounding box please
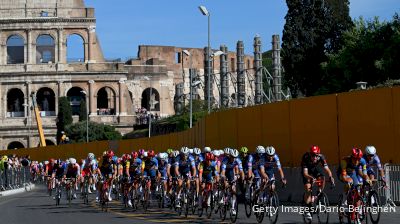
[74,0,400,59]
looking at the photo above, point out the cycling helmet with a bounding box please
[212,150,221,157]
[138,149,145,156]
[256,146,265,154]
[107,150,115,158]
[122,154,128,161]
[240,147,249,154]
[88,153,95,160]
[230,149,239,158]
[351,148,363,159]
[193,148,201,155]
[172,150,179,158]
[102,151,107,156]
[180,147,189,155]
[365,146,376,155]
[310,145,321,155]
[131,151,138,159]
[265,146,276,156]
[218,150,224,155]
[224,147,231,155]
[167,148,174,154]
[205,153,214,161]
[69,158,76,165]
[49,158,55,163]
[148,150,155,158]
[44,161,49,165]
[160,153,168,160]
[126,154,132,160]
[204,147,212,153]
[143,151,148,158]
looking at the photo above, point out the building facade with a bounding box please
[0,0,256,150]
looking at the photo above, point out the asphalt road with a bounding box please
[0,185,399,224]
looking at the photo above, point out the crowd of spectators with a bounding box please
[0,154,31,191]
[135,107,160,125]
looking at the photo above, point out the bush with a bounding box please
[66,121,122,143]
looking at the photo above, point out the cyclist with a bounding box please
[193,148,203,198]
[220,148,244,216]
[52,159,66,200]
[45,158,56,191]
[301,145,334,221]
[174,147,196,208]
[65,158,81,199]
[259,146,286,199]
[167,150,179,199]
[98,150,117,202]
[364,145,386,184]
[198,152,219,208]
[157,152,169,207]
[142,150,158,189]
[128,151,142,206]
[81,153,97,193]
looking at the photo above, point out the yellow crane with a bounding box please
[31,92,46,147]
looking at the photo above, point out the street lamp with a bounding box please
[182,50,194,128]
[80,90,89,143]
[198,5,212,114]
[143,76,152,138]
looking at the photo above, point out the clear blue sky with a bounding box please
[80,0,399,59]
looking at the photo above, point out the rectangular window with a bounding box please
[231,58,235,72]
[41,11,49,17]
[176,52,181,64]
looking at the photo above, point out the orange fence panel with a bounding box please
[237,106,262,151]
[337,88,395,163]
[218,109,238,149]
[390,87,400,163]
[205,112,220,148]
[261,101,292,166]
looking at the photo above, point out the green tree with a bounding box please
[79,99,87,121]
[282,0,352,96]
[56,97,73,144]
[66,121,122,143]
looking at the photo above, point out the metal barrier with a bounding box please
[0,164,31,191]
[382,163,400,205]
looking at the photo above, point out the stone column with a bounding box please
[87,27,95,62]
[57,28,64,63]
[25,29,31,64]
[88,80,96,115]
[25,81,32,117]
[56,81,63,115]
[118,79,126,116]
[0,29,4,65]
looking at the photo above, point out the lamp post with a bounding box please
[183,50,194,128]
[23,103,30,147]
[80,91,89,143]
[199,5,211,114]
[143,76,152,138]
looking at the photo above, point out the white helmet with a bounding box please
[365,146,376,155]
[219,150,224,155]
[88,153,95,160]
[256,146,265,154]
[181,147,189,155]
[159,153,168,160]
[224,147,231,155]
[39,162,43,166]
[230,149,239,158]
[143,151,148,158]
[44,161,49,165]
[172,150,179,158]
[204,147,212,153]
[189,148,194,154]
[265,146,276,156]
[212,150,221,157]
[69,158,77,165]
[193,148,201,155]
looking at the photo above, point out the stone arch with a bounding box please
[7,34,25,64]
[97,86,116,115]
[7,88,25,117]
[7,141,25,150]
[37,139,56,147]
[36,87,56,116]
[67,87,84,116]
[141,88,160,111]
[36,34,55,64]
[66,33,85,63]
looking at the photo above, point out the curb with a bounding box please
[0,184,35,197]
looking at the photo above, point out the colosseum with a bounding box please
[0,0,258,150]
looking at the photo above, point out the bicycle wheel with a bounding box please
[184,191,189,218]
[220,190,228,221]
[268,191,280,224]
[368,190,381,224]
[255,192,265,224]
[229,193,239,223]
[338,194,347,224]
[244,184,253,218]
[68,188,72,207]
[143,188,150,213]
[206,189,214,219]
[214,187,221,215]
[316,192,329,224]
[56,187,61,206]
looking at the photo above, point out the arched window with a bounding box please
[36,34,55,63]
[67,34,85,63]
[97,87,116,115]
[8,141,25,150]
[7,88,25,117]
[7,35,24,64]
[67,87,84,115]
[141,88,160,111]
[37,139,56,147]
[37,87,56,116]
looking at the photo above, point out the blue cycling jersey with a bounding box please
[260,154,282,170]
